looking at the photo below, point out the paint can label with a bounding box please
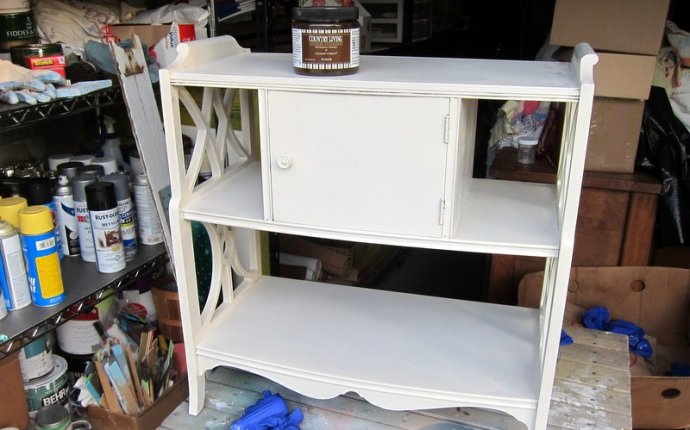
[21,231,65,307]
[54,194,80,257]
[24,355,69,418]
[74,200,96,262]
[19,335,53,381]
[0,11,35,50]
[116,198,137,260]
[90,208,125,273]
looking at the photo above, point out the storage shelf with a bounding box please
[182,162,559,257]
[0,243,167,359]
[198,276,541,412]
[166,53,581,102]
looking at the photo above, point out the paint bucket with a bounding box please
[55,293,115,355]
[19,334,54,381]
[35,403,71,430]
[24,354,69,418]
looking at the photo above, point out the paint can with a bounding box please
[101,173,137,260]
[56,293,115,355]
[9,42,62,67]
[0,219,31,310]
[89,157,117,175]
[86,182,125,273]
[18,205,65,307]
[35,403,71,430]
[71,175,96,263]
[24,354,69,418]
[0,196,27,228]
[132,171,164,245]
[47,154,73,172]
[53,176,80,258]
[19,334,53,381]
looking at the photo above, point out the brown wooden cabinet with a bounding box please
[487,147,661,304]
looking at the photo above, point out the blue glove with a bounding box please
[582,306,609,330]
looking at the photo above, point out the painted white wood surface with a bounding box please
[160,327,631,430]
[159,36,597,430]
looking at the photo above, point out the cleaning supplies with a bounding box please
[98,115,130,174]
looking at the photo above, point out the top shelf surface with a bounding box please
[165,53,582,101]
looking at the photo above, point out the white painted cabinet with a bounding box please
[159,36,597,430]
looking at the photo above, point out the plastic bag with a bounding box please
[230,391,303,430]
[636,86,690,246]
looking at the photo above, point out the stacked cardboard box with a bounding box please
[549,0,671,173]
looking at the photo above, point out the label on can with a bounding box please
[54,194,80,257]
[133,183,164,245]
[19,335,53,381]
[90,207,125,273]
[21,231,64,307]
[74,200,96,263]
[0,227,31,310]
[116,198,137,260]
[24,355,69,417]
[0,12,35,49]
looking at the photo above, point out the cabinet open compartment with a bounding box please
[160,36,597,429]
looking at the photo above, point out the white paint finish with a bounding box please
[159,36,599,429]
[267,91,449,237]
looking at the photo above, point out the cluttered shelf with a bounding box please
[0,243,167,360]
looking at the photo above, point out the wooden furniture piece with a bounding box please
[160,327,632,429]
[159,36,597,429]
[487,147,661,305]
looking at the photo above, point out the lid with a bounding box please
[0,196,27,228]
[76,164,105,178]
[90,156,117,175]
[70,154,95,165]
[25,177,52,205]
[101,173,130,200]
[56,161,83,180]
[293,6,358,23]
[71,174,96,202]
[518,137,539,146]
[0,219,17,237]
[85,182,117,211]
[18,205,53,235]
[47,153,73,171]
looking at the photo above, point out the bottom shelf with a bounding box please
[195,276,542,424]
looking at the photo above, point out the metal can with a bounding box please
[101,173,137,260]
[26,177,62,259]
[0,195,28,228]
[86,182,125,273]
[18,205,64,307]
[0,9,36,52]
[35,403,71,430]
[0,219,31,310]
[53,176,80,257]
[132,172,164,245]
[71,174,96,263]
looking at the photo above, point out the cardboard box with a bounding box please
[108,24,172,48]
[555,48,655,100]
[550,0,671,56]
[0,351,30,430]
[585,97,645,173]
[88,374,188,430]
[518,266,690,430]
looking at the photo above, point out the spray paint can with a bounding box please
[53,176,79,257]
[132,171,164,245]
[76,164,104,178]
[0,219,31,310]
[86,182,125,273]
[0,195,27,228]
[71,175,96,263]
[101,173,137,260]
[18,205,64,307]
[25,177,62,259]
[55,162,82,181]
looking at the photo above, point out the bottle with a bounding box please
[71,174,97,263]
[86,182,125,273]
[99,115,130,173]
[101,173,137,260]
[53,175,80,257]
[18,205,65,307]
[132,171,164,245]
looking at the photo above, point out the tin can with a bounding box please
[35,403,71,430]
[0,10,36,52]
[26,177,62,259]
[53,176,80,258]
[56,162,83,182]
[19,334,53,381]
[76,164,104,179]
[132,172,164,245]
[18,205,64,307]
[0,219,31,310]
[24,354,69,418]
[71,175,96,263]
[46,154,73,172]
[101,173,137,260]
[86,182,125,273]
[292,7,360,76]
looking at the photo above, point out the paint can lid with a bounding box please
[0,196,28,228]
[76,164,104,179]
[47,153,73,171]
[18,205,53,235]
[85,182,117,211]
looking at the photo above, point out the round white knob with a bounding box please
[277,155,291,169]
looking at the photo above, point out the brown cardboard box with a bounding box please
[108,24,172,48]
[550,0,670,56]
[555,48,655,100]
[585,97,645,173]
[88,374,188,430]
[0,351,30,430]
[518,266,690,430]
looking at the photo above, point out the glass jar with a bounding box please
[517,137,539,165]
[292,7,360,76]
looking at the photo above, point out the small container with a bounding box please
[517,137,539,165]
[292,7,360,76]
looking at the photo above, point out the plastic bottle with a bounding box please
[99,115,130,174]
